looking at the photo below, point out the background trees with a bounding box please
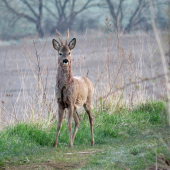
[100,0,168,32]
[0,0,169,40]
[44,0,96,34]
[1,0,44,37]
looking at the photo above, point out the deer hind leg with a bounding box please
[53,103,65,147]
[72,109,80,144]
[68,105,74,147]
[84,104,95,146]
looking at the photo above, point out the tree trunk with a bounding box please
[37,0,44,37]
[36,21,44,37]
[125,23,131,33]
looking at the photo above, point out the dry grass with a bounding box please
[0,22,168,128]
[0,7,170,131]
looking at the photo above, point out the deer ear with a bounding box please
[52,39,60,51]
[68,38,76,50]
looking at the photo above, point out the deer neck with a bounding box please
[57,63,73,89]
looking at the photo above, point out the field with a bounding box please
[0,29,170,169]
[0,31,166,123]
[0,101,169,169]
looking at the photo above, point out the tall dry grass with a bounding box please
[0,15,168,129]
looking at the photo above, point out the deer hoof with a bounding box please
[68,144,73,148]
[53,143,57,148]
[91,141,95,146]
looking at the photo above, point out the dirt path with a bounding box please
[5,161,86,170]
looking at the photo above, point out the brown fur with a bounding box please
[52,30,94,147]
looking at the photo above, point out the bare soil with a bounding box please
[5,160,86,170]
[147,155,170,170]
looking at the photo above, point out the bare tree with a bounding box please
[100,0,168,33]
[124,0,147,32]
[0,1,21,39]
[105,0,125,31]
[44,0,97,33]
[1,0,44,37]
[100,0,150,32]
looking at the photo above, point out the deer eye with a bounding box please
[68,52,70,55]
[59,53,62,56]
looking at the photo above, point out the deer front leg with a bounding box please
[53,103,65,147]
[72,109,80,144]
[68,105,74,147]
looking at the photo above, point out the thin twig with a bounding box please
[102,73,170,98]
[0,105,18,121]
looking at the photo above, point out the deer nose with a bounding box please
[63,59,68,64]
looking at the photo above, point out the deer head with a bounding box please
[52,29,76,68]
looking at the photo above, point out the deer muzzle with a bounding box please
[63,59,69,66]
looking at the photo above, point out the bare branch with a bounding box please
[102,73,170,99]
[2,0,37,23]
[44,5,57,18]
[47,0,97,33]
[0,105,19,121]
[55,0,61,16]
[21,0,38,18]
[116,0,125,16]
[2,0,44,37]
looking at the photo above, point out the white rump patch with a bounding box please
[74,76,82,80]
[74,76,85,83]
[74,76,86,86]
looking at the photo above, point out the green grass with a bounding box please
[0,100,170,169]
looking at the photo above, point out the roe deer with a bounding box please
[52,29,94,147]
